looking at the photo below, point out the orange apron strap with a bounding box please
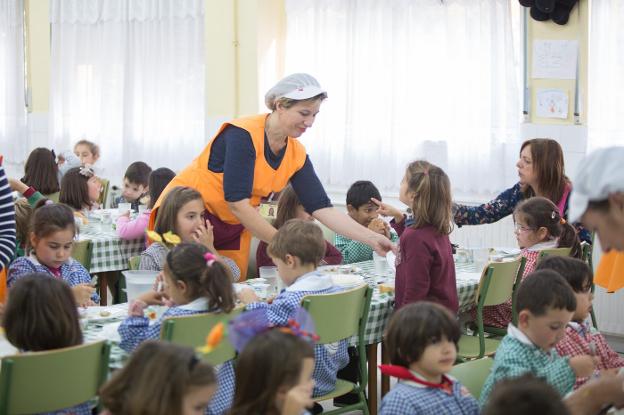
[0,267,7,303]
[218,229,252,281]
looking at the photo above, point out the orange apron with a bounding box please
[0,267,6,303]
[595,251,624,293]
[149,114,307,279]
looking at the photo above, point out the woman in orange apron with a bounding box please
[569,146,624,291]
[150,74,394,279]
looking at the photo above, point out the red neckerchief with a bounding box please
[379,364,454,395]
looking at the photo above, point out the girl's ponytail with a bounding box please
[200,258,235,313]
[557,220,582,259]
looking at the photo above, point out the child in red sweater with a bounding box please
[378,160,458,313]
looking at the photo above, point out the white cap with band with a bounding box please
[569,146,624,223]
[264,73,326,110]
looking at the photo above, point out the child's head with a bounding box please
[267,219,325,285]
[59,166,101,210]
[274,185,312,229]
[147,167,176,209]
[14,199,33,248]
[516,270,577,351]
[4,275,82,351]
[536,256,593,323]
[400,160,453,235]
[385,302,460,380]
[513,197,581,257]
[29,203,76,269]
[231,329,315,415]
[99,341,216,415]
[154,186,205,243]
[22,147,60,195]
[483,373,570,415]
[164,243,235,312]
[346,180,382,227]
[73,139,100,165]
[122,161,152,202]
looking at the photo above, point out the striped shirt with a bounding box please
[0,164,16,269]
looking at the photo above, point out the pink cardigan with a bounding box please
[116,209,150,240]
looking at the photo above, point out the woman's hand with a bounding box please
[368,232,397,255]
[72,284,96,307]
[193,220,216,252]
[371,198,404,223]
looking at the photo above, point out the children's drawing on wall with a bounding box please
[536,89,569,119]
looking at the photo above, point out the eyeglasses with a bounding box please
[514,223,534,233]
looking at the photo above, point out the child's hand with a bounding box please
[8,177,28,194]
[371,198,404,223]
[281,381,314,415]
[72,284,96,307]
[119,210,131,219]
[152,271,164,292]
[569,355,597,378]
[237,287,259,304]
[193,220,216,251]
[137,290,167,306]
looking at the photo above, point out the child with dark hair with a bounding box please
[119,242,236,414]
[8,177,50,257]
[59,166,102,219]
[379,302,478,414]
[480,196,582,329]
[21,147,60,197]
[230,329,316,415]
[238,219,349,398]
[100,341,217,415]
[480,270,596,405]
[256,185,342,274]
[116,167,175,240]
[482,374,571,415]
[536,256,624,388]
[335,180,399,264]
[111,161,152,210]
[7,203,98,306]
[3,275,92,414]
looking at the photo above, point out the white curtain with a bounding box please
[0,0,27,164]
[588,0,624,151]
[283,0,523,199]
[49,0,205,182]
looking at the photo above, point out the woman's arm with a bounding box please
[228,200,277,243]
[454,183,522,226]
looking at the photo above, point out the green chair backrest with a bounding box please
[477,258,523,308]
[449,357,494,400]
[160,307,243,365]
[0,340,111,415]
[538,247,571,261]
[98,178,110,208]
[128,255,140,270]
[45,192,60,203]
[581,242,593,270]
[72,239,92,270]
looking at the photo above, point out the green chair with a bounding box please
[538,247,572,262]
[0,341,111,415]
[581,242,598,329]
[302,285,373,415]
[72,239,92,270]
[98,178,110,208]
[128,255,141,270]
[45,192,60,203]
[161,307,244,365]
[449,357,494,400]
[458,258,523,360]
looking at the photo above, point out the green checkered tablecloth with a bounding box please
[349,260,480,345]
[82,304,129,369]
[79,224,145,273]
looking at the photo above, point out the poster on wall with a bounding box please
[532,40,578,80]
[536,89,569,119]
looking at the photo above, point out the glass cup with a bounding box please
[259,266,279,294]
[101,211,113,230]
[118,202,132,214]
[372,251,387,275]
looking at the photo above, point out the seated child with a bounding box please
[59,166,103,222]
[4,275,90,414]
[480,196,582,328]
[379,302,479,415]
[116,167,175,240]
[229,326,315,415]
[111,161,152,210]
[482,374,571,415]
[99,341,217,415]
[335,180,399,264]
[8,203,98,306]
[537,256,624,388]
[21,147,60,197]
[238,219,349,397]
[256,184,342,274]
[74,139,101,171]
[140,186,240,280]
[480,270,595,405]
[119,242,236,414]
[388,161,458,312]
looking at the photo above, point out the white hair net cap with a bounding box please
[569,146,624,222]
[264,73,326,110]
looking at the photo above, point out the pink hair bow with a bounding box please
[203,252,217,266]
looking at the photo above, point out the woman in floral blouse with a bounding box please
[453,138,591,243]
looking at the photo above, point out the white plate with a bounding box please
[330,274,365,288]
[80,305,127,322]
[318,265,362,274]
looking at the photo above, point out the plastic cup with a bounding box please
[138,204,148,214]
[118,202,132,214]
[259,266,279,294]
[372,252,387,275]
[252,283,270,299]
[471,248,490,272]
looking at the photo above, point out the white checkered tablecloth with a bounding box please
[78,224,145,273]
